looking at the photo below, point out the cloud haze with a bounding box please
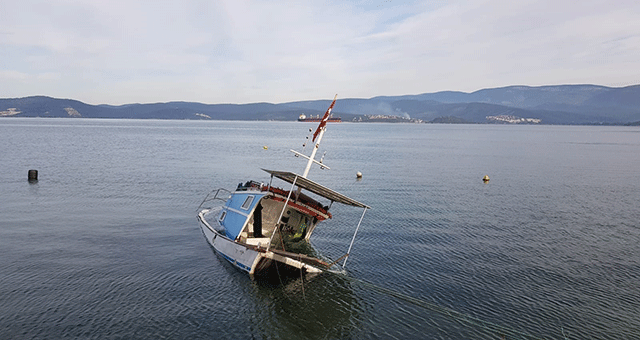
[1,0,639,104]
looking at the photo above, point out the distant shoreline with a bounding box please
[2,84,640,124]
[3,115,639,126]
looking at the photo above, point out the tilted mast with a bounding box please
[273,94,369,269]
[290,94,338,178]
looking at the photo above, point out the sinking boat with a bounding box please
[197,95,369,276]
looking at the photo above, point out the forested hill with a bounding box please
[2,84,640,124]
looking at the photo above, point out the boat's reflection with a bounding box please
[248,271,363,339]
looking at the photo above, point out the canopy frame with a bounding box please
[262,169,370,209]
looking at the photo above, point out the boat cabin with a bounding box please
[218,177,332,253]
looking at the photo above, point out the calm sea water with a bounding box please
[1,118,639,339]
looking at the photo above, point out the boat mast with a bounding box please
[302,130,325,178]
[300,94,337,178]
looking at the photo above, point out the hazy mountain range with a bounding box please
[2,84,640,125]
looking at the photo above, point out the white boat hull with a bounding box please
[198,209,323,275]
[198,209,263,274]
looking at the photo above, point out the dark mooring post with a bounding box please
[28,169,38,182]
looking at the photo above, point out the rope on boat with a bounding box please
[299,253,306,301]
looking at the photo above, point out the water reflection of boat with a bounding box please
[251,273,363,338]
[197,95,369,277]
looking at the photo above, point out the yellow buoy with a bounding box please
[483,175,490,183]
[263,145,268,150]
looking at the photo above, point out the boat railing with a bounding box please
[197,188,232,211]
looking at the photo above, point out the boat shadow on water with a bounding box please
[249,271,364,339]
[205,239,363,339]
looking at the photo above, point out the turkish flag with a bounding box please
[312,94,337,142]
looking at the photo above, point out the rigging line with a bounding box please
[277,226,286,252]
[299,253,306,301]
[561,326,569,340]
[342,207,368,268]
[274,258,284,287]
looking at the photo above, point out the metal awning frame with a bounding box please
[263,168,369,269]
[262,169,370,209]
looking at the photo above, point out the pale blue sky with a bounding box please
[1,0,639,105]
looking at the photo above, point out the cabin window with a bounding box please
[219,211,227,222]
[241,195,254,210]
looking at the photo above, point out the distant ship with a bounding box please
[298,113,342,122]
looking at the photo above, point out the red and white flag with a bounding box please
[312,94,337,142]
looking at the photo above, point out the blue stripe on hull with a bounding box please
[216,248,252,273]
